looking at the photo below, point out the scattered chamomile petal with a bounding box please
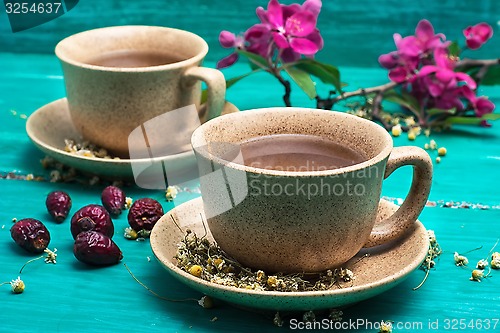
[124,227,138,240]
[189,265,203,277]
[391,124,402,137]
[454,252,469,266]
[329,309,343,321]
[476,259,488,270]
[198,295,214,309]
[44,248,57,264]
[125,197,133,210]
[379,321,393,333]
[10,277,25,294]
[303,311,316,323]
[430,139,438,150]
[273,312,284,327]
[470,269,484,282]
[165,186,178,201]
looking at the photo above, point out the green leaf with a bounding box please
[226,70,260,89]
[201,70,262,104]
[426,108,456,116]
[448,41,461,57]
[290,59,342,93]
[482,113,500,121]
[383,90,420,114]
[283,67,317,99]
[445,113,500,125]
[236,50,268,70]
[481,65,500,85]
[444,117,482,125]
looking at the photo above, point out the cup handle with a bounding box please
[183,67,226,123]
[364,146,433,247]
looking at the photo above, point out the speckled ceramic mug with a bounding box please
[191,108,433,273]
[56,26,225,157]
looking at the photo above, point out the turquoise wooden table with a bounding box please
[1,1,500,332]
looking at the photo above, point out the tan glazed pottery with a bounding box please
[191,108,433,273]
[55,25,226,157]
[150,197,430,311]
[26,98,239,179]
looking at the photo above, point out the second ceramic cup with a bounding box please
[56,25,226,157]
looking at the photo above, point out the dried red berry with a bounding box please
[101,185,126,217]
[46,191,72,223]
[73,231,123,266]
[127,198,164,232]
[10,218,50,253]
[70,204,114,239]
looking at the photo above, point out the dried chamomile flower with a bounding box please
[391,124,402,137]
[1,277,25,294]
[408,131,416,141]
[256,270,266,282]
[438,147,447,156]
[435,156,441,164]
[379,321,393,333]
[338,268,355,282]
[198,295,214,309]
[124,227,138,240]
[428,230,437,246]
[189,265,203,277]
[44,248,57,264]
[476,259,489,270]
[454,252,469,266]
[267,276,278,288]
[405,116,416,127]
[273,312,284,327]
[470,269,485,282]
[491,258,500,269]
[429,139,438,150]
[329,309,343,322]
[125,197,133,210]
[165,186,178,201]
[303,311,316,323]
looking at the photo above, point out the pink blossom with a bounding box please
[418,48,476,97]
[216,31,245,69]
[257,0,323,57]
[463,23,493,50]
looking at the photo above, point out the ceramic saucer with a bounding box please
[26,98,240,179]
[151,197,429,311]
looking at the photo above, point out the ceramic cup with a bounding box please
[191,108,433,273]
[55,25,225,157]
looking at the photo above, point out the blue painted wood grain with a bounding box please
[0,0,499,66]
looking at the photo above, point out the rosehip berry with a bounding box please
[70,204,114,239]
[127,198,164,232]
[101,185,126,217]
[45,191,72,223]
[10,218,50,253]
[73,231,123,266]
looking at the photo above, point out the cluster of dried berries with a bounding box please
[70,186,129,266]
[175,228,356,292]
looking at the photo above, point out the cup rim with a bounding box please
[54,25,208,72]
[191,108,394,177]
